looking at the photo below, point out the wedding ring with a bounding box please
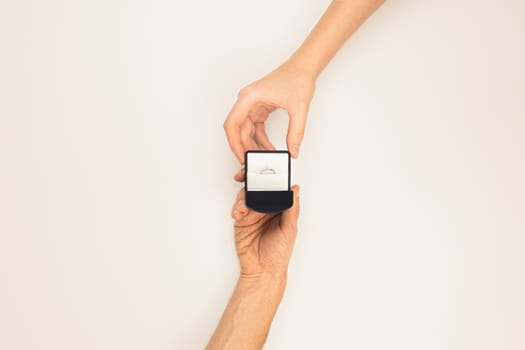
[259,168,276,175]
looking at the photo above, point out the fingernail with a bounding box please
[292,145,300,157]
[238,199,245,208]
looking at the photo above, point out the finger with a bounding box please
[232,199,249,221]
[286,103,309,158]
[281,185,300,234]
[254,123,275,150]
[224,97,255,164]
[233,168,245,182]
[240,119,258,151]
[231,188,266,224]
[231,189,248,220]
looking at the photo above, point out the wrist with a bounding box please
[238,271,288,293]
[286,51,321,81]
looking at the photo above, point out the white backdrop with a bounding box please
[1,1,524,349]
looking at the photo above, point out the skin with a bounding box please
[224,0,386,163]
[211,1,385,348]
[206,186,301,350]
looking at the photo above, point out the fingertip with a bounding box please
[233,168,245,182]
[290,144,300,158]
[291,185,300,206]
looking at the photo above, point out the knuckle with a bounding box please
[238,85,255,98]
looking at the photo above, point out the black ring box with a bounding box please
[245,150,293,213]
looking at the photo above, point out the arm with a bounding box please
[224,0,385,163]
[205,275,286,349]
[206,186,301,350]
[290,0,385,80]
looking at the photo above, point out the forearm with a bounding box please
[288,0,385,79]
[206,274,287,350]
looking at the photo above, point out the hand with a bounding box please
[231,186,301,279]
[223,60,316,163]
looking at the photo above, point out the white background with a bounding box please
[1,0,524,349]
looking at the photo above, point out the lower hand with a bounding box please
[231,186,301,280]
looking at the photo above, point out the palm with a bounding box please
[234,213,284,275]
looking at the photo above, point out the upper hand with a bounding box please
[223,61,315,163]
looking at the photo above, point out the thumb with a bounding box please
[281,185,300,235]
[286,103,308,158]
